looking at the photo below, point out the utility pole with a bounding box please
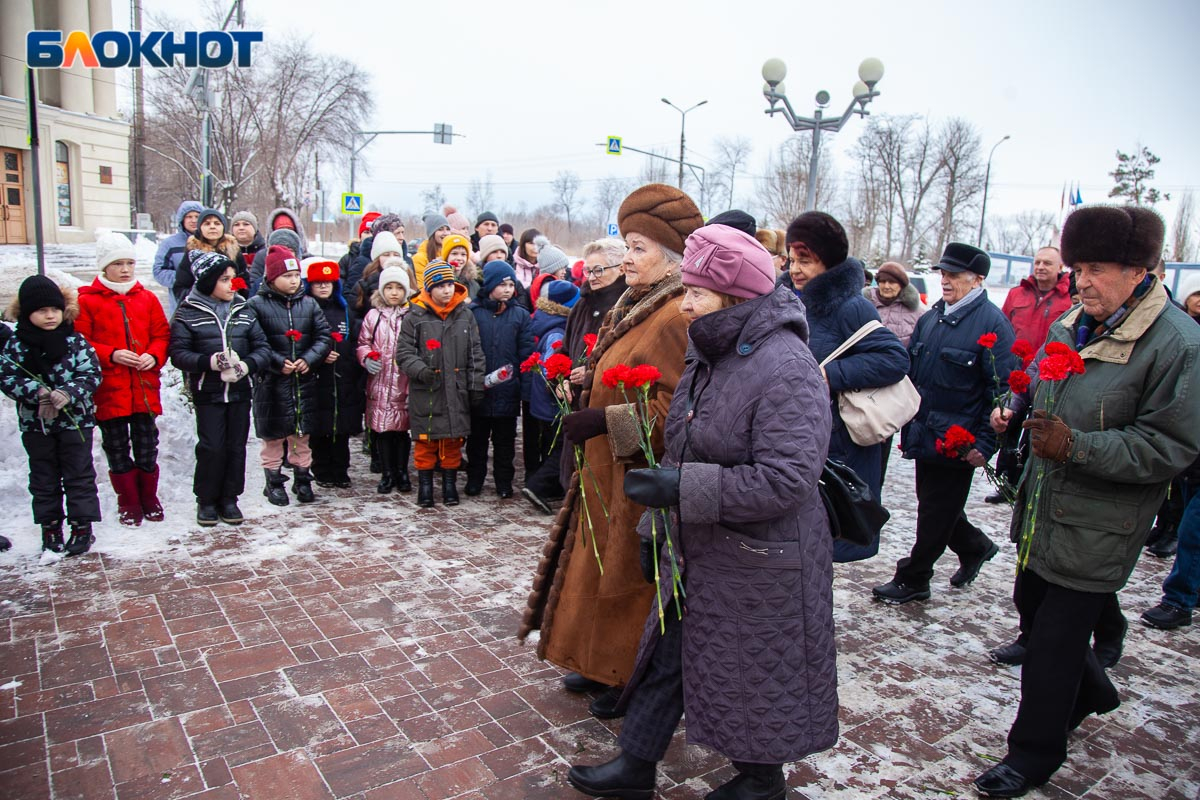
[131,0,146,225]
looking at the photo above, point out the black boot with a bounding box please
[1147,528,1179,558]
[417,470,435,508]
[567,751,656,800]
[41,523,64,553]
[65,523,95,556]
[442,469,460,506]
[293,466,317,504]
[218,498,243,525]
[263,468,289,506]
[376,434,396,494]
[0,535,9,552]
[197,502,220,527]
[394,434,412,492]
[706,763,785,800]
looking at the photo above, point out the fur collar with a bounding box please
[535,296,572,317]
[6,284,80,322]
[801,257,866,319]
[187,234,240,260]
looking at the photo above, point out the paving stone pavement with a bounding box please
[0,450,1197,800]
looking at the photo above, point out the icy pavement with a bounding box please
[0,243,1196,799]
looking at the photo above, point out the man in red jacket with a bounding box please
[986,247,1074,504]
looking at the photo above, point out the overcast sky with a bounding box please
[119,0,1200,237]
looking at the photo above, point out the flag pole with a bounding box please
[26,68,46,276]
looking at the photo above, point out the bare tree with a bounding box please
[711,136,753,210]
[593,176,631,228]
[419,185,446,214]
[755,135,834,228]
[638,148,672,186]
[988,210,1056,255]
[1171,190,1196,261]
[465,173,496,217]
[931,117,985,256]
[551,171,583,234]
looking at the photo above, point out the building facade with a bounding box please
[0,0,130,245]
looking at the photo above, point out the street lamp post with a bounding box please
[661,98,707,190]
[977,135,1011,247]
[760,57,884,211]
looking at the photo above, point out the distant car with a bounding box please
[407,238,423,257]
[908,273,930,305]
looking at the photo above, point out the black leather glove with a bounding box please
[562,407,607,444]
[469,390,485,409]
[639,539,657,583]
[624,467,681,508]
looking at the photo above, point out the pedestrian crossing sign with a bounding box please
[341,193,363,215]
[606,136,622,155]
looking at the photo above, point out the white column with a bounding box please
[88,0,117,117]
[0,0,34,100]
[57,0,94,114]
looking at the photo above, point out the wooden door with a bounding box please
[1,148,27,245]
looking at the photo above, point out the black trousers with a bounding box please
[97,413,159,473]
[22,427,100,526]
[1011,583,1125,652]
[618,609,686,762]
[193,402,251,503]
[1004,569,1118,783]
[525,432,565,500]
[894,460,993,587]
[372,430,411,476]
[310,434,351,482]
[465,413,517,490]
[521,403,541,474]
[879,434,895,486]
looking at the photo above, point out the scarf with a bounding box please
[944,286,985,317]
[1074,273,1156,349]
[14,318,73,383]
[512,253,538,288]
[98,275,136,295]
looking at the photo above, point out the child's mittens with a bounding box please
[418,367,435,383]
[37,389,58,420]
[210,350,240,371]
[364,358,383,376]
[49,389,70,410]
[220,362,249,383]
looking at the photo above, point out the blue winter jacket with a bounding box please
[153,200,203,313]
[528,307,569,422]
[901,292,1017,462]
[471,294,534,417]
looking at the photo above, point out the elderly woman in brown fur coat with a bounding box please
[519,184,702,719]
[172,208,249,306]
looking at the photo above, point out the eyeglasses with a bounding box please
[585,265,621,278]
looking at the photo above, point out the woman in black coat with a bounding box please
[873,243,1017,605]
[783,212,909,562]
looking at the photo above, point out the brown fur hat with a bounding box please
[755,228,784,256]
[617,183,703,255]
[1060,205,1165,269]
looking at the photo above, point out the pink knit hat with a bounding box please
[680,224,776,299]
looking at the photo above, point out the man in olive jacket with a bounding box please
[975,205,1200,798]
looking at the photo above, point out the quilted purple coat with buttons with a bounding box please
[627,284,838,762]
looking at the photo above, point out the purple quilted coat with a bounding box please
[628,285,838,763]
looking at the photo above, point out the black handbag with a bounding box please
[818,459,890,546]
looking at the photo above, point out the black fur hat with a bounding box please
[785,211,848,268]
[1060,205,1165,269]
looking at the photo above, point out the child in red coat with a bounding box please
[76,232,171,526]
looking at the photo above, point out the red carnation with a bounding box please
[1011,339,1036,367]
[936,424,977,459]
[426,339,442,350]
[628,364,662,388]
[977,332,998,349]
[1038,354,1069,381]
[543,353,573,380]
[285,329,301,341]
[602,364,632,388]
[551,341,564,350]
[520,352,542,373]
[330,332,344,343]
[231,276,247,291]
[1008,370,1031,394]
[366,350,381,360]
[1044,341,1071,356]
[583,333,598,357]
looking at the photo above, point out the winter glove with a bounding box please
[562,407,607,444]
[49,389,70,410]
[220,362,249,383]
[1022,410,1074,463]
[624,467,681,508]
[418,367,436,384]
[639,539,657,584]
[469,390,485,409]
[37,389,58,420]
[210,350,238,371]
[364,358,383,376]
